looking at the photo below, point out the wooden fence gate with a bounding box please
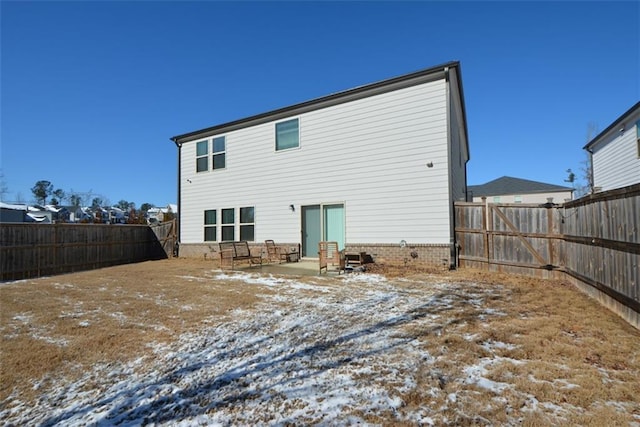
[455,201,562,277]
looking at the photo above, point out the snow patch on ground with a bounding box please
[5,270,623,426]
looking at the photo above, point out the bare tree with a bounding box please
[0,170,8,201]
[51,188,66,206]
[578,122,598,196]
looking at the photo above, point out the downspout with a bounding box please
[171,137,182,253]
[586,147,594,194]
[444,66,457,270]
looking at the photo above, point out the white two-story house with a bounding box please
[584,102,640,192]
[171,61,470,267]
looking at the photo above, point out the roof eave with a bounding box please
[583,101,640,151]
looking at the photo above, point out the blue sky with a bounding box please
[1,1,638,207]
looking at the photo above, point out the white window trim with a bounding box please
[275,117,301,152]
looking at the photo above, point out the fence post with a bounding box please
[482,197,490,269]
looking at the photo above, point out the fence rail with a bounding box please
[455,183,640,328]
[0,220,177,281]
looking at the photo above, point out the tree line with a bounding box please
[29,180,156,211]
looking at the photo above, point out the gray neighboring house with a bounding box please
[0,202,27,223]
[468,176,573,204]
[0,202,52,223]
[584,102,640,192]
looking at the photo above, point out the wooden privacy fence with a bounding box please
[0,220,177,281]
[455,183,639,328]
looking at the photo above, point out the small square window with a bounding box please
[204,227,216,241]
[204,210,216,225]
[221,226,235,241]
[240,225,254,241]
[222,208,234,224]
[240,207,254,223]
[276,118,299,151]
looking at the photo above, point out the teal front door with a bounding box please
[302,203,345,257]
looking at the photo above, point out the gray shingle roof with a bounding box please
[468,176,573,197]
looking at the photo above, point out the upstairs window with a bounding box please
[275,118,299,151]
[196,140,209,172]
[213,136,226,170]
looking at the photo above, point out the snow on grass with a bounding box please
[1,272,529,425]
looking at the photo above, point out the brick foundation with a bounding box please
[345,243,451,267]
[178,242,451,268]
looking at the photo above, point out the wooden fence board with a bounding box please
[0,220,177,281]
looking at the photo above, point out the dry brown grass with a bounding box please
[1,260,639,425]
[0,259,265,403]
[385,267,640,425]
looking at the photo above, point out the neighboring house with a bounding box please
[0,202,28,223]
[93,207,110,223]
[584,102,640,192]
[0,203,54,223]
[44,205,70,222]
[468,176,573,204]
[25,207,52,223]
[72,206,94,223]
[170,61,470,267]
[109,207,127,224]
[146,204,177,225]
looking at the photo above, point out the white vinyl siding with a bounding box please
[591,114,640,191]
[179,79,453,245]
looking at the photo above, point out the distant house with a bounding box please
[72,206,94,223]
[25,207,52,223]
[584,102,640,192]
[109,207,127,224]
[146,204,177,225]
[93,207,110,223]
[0,203,54,223]
[170,61,469,267]
[0,202,28,223]
[468,176,573,204]
[44,205,70,222]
